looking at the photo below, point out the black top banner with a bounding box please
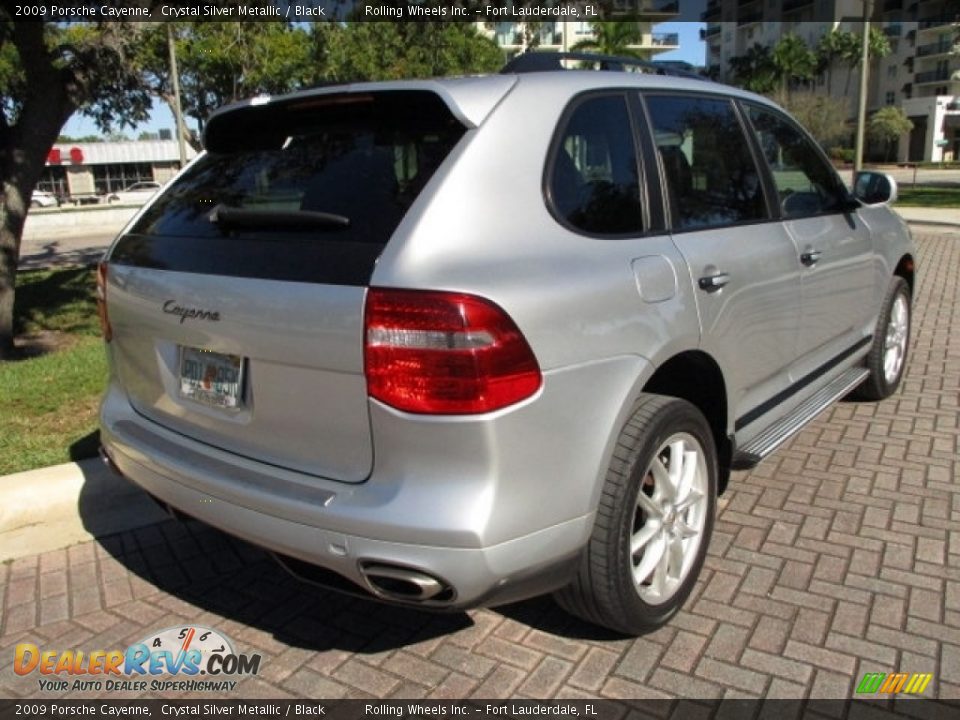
[8,0,707,23]
[9,0,957,23]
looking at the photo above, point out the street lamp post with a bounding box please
[853,1,873,173]
[167,24,187,169]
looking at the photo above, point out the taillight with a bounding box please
[364,288,542,414]
[96,261,112,342]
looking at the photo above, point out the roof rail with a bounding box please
[500,51,707,80]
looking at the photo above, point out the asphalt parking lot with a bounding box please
[1,230,958,703]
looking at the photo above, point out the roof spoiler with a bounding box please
[500,51,707,80]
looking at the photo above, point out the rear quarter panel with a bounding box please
[370,76,710,540]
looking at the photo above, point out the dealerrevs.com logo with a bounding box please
[14,625,262,693]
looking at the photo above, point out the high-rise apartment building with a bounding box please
[702,2,959,161]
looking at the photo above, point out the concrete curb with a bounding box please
[0,457,169,562]
[23,205,136,241]
[896,206,960,229]
[905,220,960,230]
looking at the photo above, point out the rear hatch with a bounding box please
[105,90,467,482]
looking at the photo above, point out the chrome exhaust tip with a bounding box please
[361,563,455,604]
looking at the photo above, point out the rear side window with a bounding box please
[112,92,464,285]
[745,105,849,219]
[547,94,642,236]
[646,95,767,231]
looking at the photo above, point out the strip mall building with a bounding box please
[40,140,198,201]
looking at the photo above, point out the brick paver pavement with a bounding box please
[1,232,958,702]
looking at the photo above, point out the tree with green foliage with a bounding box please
[135,22,314,141]
[774,92,851,149]
[868,106,913,162]
[729,43,777,94]
[816,29,847,95]
[840,27,891,95]
[322,23,502,82]
[570,21,644,58]
[772,34,817,99]
[57,134,103,143]
[0,15,152,359]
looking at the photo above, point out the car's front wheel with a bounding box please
[555,394,717,634]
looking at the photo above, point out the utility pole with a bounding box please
[853,2,872,173]
[167,24,187,168]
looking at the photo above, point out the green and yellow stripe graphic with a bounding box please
[856,672,933,695]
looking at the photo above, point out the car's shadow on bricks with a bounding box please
[78,481,625,652]
[86,510,476,652]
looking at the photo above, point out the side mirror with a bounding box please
[853,171,898,206]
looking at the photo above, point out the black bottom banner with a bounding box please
[2,699,960,720]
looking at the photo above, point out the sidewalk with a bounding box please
[0,458,168,563]
[895,206,960,228]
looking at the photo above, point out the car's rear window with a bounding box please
[111,91,465,285]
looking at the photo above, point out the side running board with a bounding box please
[732,367,869,470]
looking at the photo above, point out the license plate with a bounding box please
[178,346,244,410]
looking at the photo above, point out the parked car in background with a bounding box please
[107,181,163,204]
[30,189,60,208]
[97,52,915,635]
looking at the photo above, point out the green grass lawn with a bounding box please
[895,186,960,208]
[0,266,106,475]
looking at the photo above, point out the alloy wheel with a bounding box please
[630,432,708,605]
[883,293,909,385]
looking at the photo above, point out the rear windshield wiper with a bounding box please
[209,204,350,231]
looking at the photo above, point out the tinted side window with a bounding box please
[646,95,767,231]
[548,94,642,235]
[746,105,848,219]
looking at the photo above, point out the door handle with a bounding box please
[800,250,822,266]
[698,272,730,292]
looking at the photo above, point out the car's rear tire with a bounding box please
[555,394,717,634]
[853,276,911,401]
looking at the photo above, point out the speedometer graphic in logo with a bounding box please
[131,625,234,675]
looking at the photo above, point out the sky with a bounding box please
[656,21,707,67]
[60,21,707,140]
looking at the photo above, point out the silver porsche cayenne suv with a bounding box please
[98,53,915,634]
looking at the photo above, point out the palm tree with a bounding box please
[836,31,861,95]
[729,43,777,94]
[841,27,891,95]
[772,34,817,100]
[571,21,644,59]
[816,29,846,95]
[868,26,893,63]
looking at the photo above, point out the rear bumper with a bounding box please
[100,354,648,608]
[103,437,585,608]
[101,394,594,609]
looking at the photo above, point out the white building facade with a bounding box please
[702,1,959,161]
